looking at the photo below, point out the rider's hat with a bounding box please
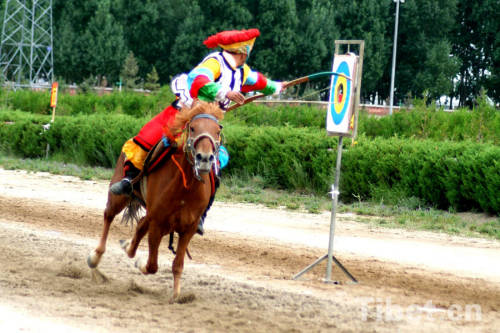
[203,29,260,55]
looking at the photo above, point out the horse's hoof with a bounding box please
[174,293,196,304]
[135,258,148,274]
[87,250,100,268]
[91,268,109,283]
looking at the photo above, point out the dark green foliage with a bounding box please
[224,103,326,129]
[0,112,50,157]
[452,0,500,106]
[223,125,337,191]
[393,0,459,104]
[0,110,142,167]
[341,137,500,214]
[1,108,498,214]
[46,114,143,167]
[121,52,140,89]
[0,0,487,105]
[144,66,160,91]
[227,101,500,144]
[358,100,500,144]
[80,0,128,83]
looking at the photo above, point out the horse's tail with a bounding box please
[121,197,144,227]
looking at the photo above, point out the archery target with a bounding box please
[326,54,358,136]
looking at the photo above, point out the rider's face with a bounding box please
[234,53,247,67]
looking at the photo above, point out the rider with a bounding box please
[110,28,286,234]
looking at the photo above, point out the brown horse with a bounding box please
[87,102,224,302]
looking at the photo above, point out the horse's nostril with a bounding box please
[195,153,202,161]
[209,155,214,162]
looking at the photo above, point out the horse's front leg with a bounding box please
[135,220,163,275]
[171,231,195,303]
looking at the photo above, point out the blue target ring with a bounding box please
[329,61,351,125]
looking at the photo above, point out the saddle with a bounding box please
[130,136,217,204]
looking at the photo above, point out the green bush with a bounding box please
[0,89,52,115]
[342,137,500,214]
[358,99,500,144]
[0,86,176,118]
[1,110,498,214]
[224,103,326,128]
[223,125,337,191]
[0,110,143,166]
[2,87,498,144]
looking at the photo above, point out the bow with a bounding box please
[227,71,352,112]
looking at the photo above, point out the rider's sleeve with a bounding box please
[241,64,282,95]
[187,58,228,102]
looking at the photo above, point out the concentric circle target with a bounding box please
[330,61,351,125]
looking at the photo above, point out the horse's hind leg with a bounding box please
[88,153,128,274]
[87,192,129,280]
[120,215,150,258]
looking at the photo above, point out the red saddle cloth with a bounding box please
[134,105,179,151]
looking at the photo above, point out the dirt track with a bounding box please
[0,168,499,332]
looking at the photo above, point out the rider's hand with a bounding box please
[226,91,245,105]
[281,81,289,91]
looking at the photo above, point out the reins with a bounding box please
[173,112,222,188]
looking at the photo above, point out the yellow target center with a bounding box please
[334,77,347,114]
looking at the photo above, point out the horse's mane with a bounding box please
[167,102,225,138]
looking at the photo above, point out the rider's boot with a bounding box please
[109,161,140,195]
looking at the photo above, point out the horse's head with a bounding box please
[170,102,224,179]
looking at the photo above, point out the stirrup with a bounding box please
[109,178,133,195]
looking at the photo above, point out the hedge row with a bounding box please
[1,110,498,214]
[0,86,175,118]
[3,88,499,144]
[0,111,145,167]
[226,101,500,144]
[225,125,499,214]
[360,101,500,144]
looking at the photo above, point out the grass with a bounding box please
[343,200,499,240]
[0,153,498,241]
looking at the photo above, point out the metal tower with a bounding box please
[0,0,54,87]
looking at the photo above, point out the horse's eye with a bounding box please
[190,127,195,133]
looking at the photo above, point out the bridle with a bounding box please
[183,113,222,180]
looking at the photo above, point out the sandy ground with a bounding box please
[0,168,499,332]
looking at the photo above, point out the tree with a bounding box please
[452,0,500,106]
[394,0,459,104]
[486,29,500,103]
[80,0,128,83]
[53,0,99,82]
[120,51,139,89]
[251,0,299,79]
[332,0,391,103]
[415,41,460,101]
[144,66,160,91]
[168,2,207,76]
[113,0,185,83]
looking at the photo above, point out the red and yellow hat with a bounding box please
[203,28,260,54]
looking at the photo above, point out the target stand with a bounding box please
[293,40,364,284]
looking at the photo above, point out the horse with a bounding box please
[87,101,224,302]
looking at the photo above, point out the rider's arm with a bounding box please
[187,58,227,102]
[241,64,282,95]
